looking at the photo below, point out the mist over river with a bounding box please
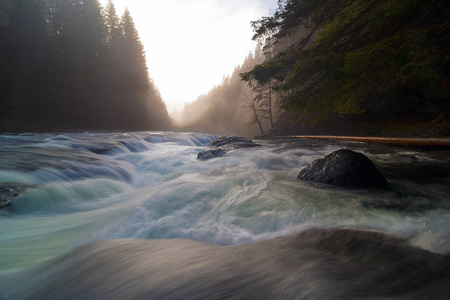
[0,131,449,299]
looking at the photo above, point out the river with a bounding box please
[0,131,449,299]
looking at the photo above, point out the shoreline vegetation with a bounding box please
[1,0,448,138]
[179,0,448,139]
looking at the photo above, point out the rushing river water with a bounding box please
[0,131,449,299]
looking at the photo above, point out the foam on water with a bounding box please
[0,131,449,279]
[11,178,132,214]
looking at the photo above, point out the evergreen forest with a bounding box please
[0,0,172,132]
[1,0,448,137]
[181,0,449,137]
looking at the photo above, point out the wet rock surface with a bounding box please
[197,136,260,160]
[0,183,37,209]
[298,149,388,188]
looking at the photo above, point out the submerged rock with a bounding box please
[0,182,37,209]
[207,136,259,148]
[361,196,436,212]
[298,149,388,188]
[197,136,260,160]
[197,149,227,161]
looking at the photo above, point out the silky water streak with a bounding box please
[0,131,449,299]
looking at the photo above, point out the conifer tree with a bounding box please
[119,8,149,91]
[0,0,172,132]
[104,0,121,46]
[242,0,449,125]
[0,0,48,129]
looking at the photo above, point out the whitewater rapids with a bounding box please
[0,131,449,299]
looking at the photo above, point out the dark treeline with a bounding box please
[182,0,449,138]
[242,0,449,136]
[0,0,172,132]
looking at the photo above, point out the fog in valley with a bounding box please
[1,1,449,299]
[178,45,270,138]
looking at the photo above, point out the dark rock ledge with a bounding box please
[298,149,388,188]
[0,182,37,209]
[198,136,260,161]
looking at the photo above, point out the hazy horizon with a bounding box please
[99,0,278,120]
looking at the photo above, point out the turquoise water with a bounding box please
[1,131,449,271]
[0,131,449,298]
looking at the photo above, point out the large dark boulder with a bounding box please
[0,182,37,209]
[298,149,388,188]
[197,136,260,160]
[207,136,259,148]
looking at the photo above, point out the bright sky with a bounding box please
[99,0,277,117]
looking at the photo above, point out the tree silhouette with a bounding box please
[242,0,449,125]
[0,0,172,132]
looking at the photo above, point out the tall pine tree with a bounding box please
[242,0,449,126]
[0,0,171,132]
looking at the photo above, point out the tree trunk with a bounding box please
[268,80,274,129]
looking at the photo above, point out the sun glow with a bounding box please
[99,0,277,118]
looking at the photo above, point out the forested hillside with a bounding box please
[242,0,449,136]
[181,0,448,138]
[0,0,172,132]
